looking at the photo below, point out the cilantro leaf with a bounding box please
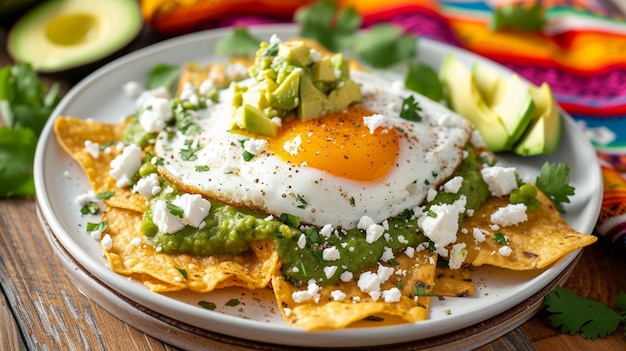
[0,127,37,197]
[295,0,361,52]
[215,27,262,57]
[399,95,422,122]
[535,162,575,213]
[353,24,417,68]
[544,286,624,339]
[145,63,180,94]
[491,3,545,32]
[404,61,445,102]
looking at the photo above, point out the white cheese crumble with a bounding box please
[309,48,322,62]
[319,223,334,238]
[380,247,394,262]
[481,166,518,197]
[130,237,142,247]
[283,135,302,156]
[101,234,113,250]
[490,203,528,226]
[152,199,185,234]
[330,290,347,301]
[448,243,468,269]
[123,81,142,98]
[322,246,341,261]
[297,233,307,249]
[133,173,162,200]
[291,279,321,303]
[382,287,402,303]
[499,245,513,256]
[339,271,353,282]
[418,196,467,256]
[472,227,486,243]
[84,140,100,159]
[171,193,212,228]
[139,96,174,133]
[243,138,267,155]
[323,265,338,279]
[365,224,385,244]
[443,176,464,194]
[109,144,142,188]
[75,190,100,206]
[363,114,393,134]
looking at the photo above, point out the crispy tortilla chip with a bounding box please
[433,266,474,297]
[102,206,280,292]
[53,116,147,213]
[272,252,437,331]
[455,189,597,270]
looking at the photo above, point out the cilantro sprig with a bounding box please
[0,63,60,198]
[544,286,626,339]
[535,162,575,213]
[491,3,546,32]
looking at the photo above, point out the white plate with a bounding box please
[34,24,602,348]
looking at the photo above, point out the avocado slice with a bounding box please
[8,0,142,73]
[233,104,278,137]
[269,69,301,110]
[514,82,562,156]
[490,74,535,145]
[328,80,361,112]
[439,55,510,152]
[297,74,334,121]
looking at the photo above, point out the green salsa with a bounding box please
[140,146,490,286]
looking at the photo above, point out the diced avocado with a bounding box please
[233,104,278,137]
[439,55,510,152]
[490,74,535,145]
[330,53,349,80]
[269,68,301,110]
[328,80,361,112]
[297,74,334,121]
[514,82,561,156]
[242,88,270,110]
[312,56,336,82]
[278,41,312,67]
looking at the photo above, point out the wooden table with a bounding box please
[1,25,625,351]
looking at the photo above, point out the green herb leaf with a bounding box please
[175,267,188,280]
[535,162,575,213]
[195,165,210,172]
[281,213,301,227]
[167,203,184,218]
[199,300,217,310]
[493,232,508,246]
[399,95,422,122]
[295,0,361,52]
[353,24,417,68]
[215,27,262,57]
[97,191,115,199]
[80,203,100,215]
[413,285,434,296]
[86,221,108,232]
[242,151,255,161]
[404,61,445,102]
[0,127,37,197]
[225,298,240,307]
[544,286,624,339]
[146,63,181,94]
[491,3,545,32]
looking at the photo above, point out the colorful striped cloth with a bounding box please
[141,0,626,250]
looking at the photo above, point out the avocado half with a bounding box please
[7,0,142,73]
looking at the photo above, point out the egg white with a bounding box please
[154,71,472,229]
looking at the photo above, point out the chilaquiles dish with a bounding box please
[54,35,596,330]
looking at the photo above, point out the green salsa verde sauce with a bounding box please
[138,146,490,287]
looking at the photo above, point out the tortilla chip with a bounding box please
[455,188,597,270]
[54,116,147,213]
[272,251,437,331]
[101,206,280,292]
[433,266,474,297]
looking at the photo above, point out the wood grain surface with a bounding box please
[0,23,625,351]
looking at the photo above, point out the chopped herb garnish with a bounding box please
[80,203,100,215]
[404,61,445,102]
[242,151,255,161]
[281,213,301,227]
[396,279,403,288]
[152,156,165,165]
[225,298,240,307]
[493,232,508,246]
[349,196,355,206]
[180,139,201,161]
[175,267,188,280]
[199,300,217,310]
[444,309,452,315]
[399,95,422,122]
[167,203,184,218]
[97,191,115,199]
[86,221,108,232]
[387,259,399,266]
[296,194,308,208]
[535,162,575,214]
[413,285,434,296]
[195,165,210,172]
[426,210,438,218]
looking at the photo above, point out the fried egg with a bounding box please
[154,71,472,229]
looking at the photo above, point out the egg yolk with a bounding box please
[266,107,400,182]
